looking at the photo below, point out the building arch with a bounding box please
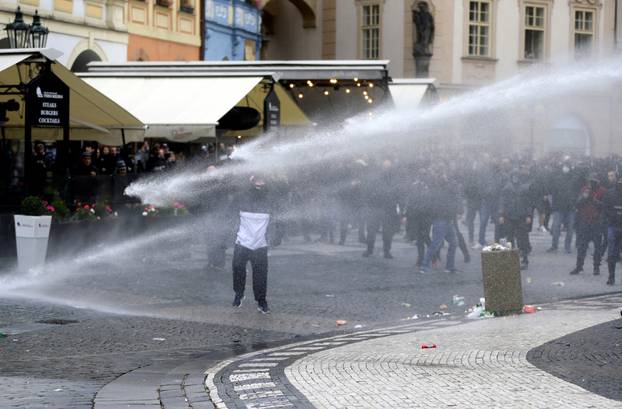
[263,0,316,28]
[547,114,592,157]
[66,41,108,72]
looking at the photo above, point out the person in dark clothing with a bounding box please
[603,179,622,286]
[405,175,433,268]
[548,163,581,253]
[72,152,98,204]
[605,169,618,190]
[147,146,168,172]
[498,171,533,269]
[570,174,606,276]
[336,171,365,245]
[362,159,400,259]
[111,159,130,207]
[476,160,505,248]
[420,172,461,274]
[31,143,48,196]
[96,145,116,175]
[600,170,618,258]
[231,175,276,314]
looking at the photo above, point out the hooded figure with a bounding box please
[603,178,622,285]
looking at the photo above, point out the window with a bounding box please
[244,40,256,61]
[524,5,545,60]
[468,1,491,56]
[361,4,380,59]
[574,9,594,59]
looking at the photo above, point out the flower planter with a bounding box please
[14,215,52,272]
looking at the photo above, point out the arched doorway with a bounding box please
[263,0,316,28]
[70,49,102,72]
[547,115,592,157]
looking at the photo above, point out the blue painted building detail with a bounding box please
[204,0,262,61]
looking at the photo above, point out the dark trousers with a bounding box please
[366,211,396,254]
[453,219,470,260]
[409,215,431,266]
[607,226,622,281]
[502,218,530,262]
[232,244,268,302]
[479,201,500,245]
[551,211,575,251]
[465,198,480,243]
[575,222,603,270]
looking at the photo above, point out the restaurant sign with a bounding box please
[263,87,280,132]
[27,69,69,128]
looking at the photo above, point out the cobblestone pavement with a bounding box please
[528,301,622,401]
[205,294,622,409]
[1,223,622,408]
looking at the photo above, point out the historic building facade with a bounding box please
[262,0,618,83]
[261,0,622,156]
[126,0,201,61]
[204,0,262,61]
[0,0,128,70]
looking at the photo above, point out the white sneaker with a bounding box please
[471,243,482,250]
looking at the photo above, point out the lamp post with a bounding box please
[5,7,30,49]
[29,11,48,48]
[5,7,48,49]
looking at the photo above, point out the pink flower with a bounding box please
[105,205,113,213]
[83,204,90,210]
[46,205,55,212]
[173,202,185,209]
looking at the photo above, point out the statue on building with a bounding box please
[412,1,434,77]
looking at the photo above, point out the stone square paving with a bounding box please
[206,294,622,409]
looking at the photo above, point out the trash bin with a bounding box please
[481,248,523,316]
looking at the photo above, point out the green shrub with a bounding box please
[20,196,46,216]
[50,199,70,220]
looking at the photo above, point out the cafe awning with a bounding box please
[80,74,264,142]
[389,78,437,109]
[0,49,145,143]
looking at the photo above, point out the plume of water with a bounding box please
[125,57,622,206]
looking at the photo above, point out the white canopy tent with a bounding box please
[388,78,437,109]
[79,74,265,142]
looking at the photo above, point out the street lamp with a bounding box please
[29,11,48,48]
[5,7,30,49]
[5,8,48,49]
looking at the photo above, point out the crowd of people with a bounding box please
[197,150,622,289]
[28,140,216,207]
[20,140,622,312]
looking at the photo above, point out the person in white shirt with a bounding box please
[232,175,275,314]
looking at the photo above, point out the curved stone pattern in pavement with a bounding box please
[285,297,622,408]
[205,319,463,408]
